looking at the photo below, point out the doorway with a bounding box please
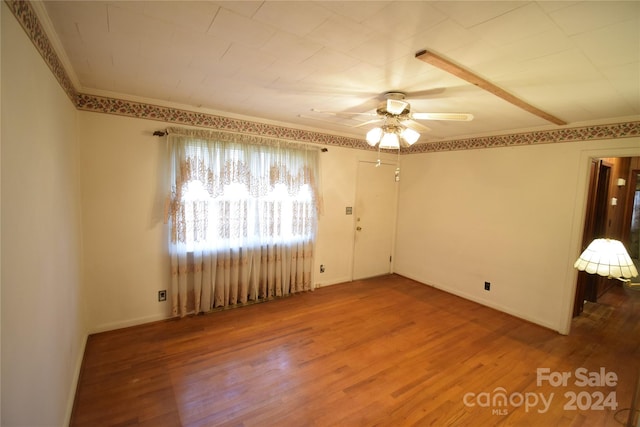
[574,160,611,316]
[573,156,640,317]
[624,171,640,261]
[352,161,398,280]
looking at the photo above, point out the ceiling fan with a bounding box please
[311,91,473,148]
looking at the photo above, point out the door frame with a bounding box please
[621,168,640,256]
[560,143,640,335]
[573,159,611,316]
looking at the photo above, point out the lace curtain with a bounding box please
[167,128,320,317]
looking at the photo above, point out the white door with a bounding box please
[352,161,398,280]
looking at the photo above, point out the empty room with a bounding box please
[2,1,640,426]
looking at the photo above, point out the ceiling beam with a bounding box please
[415,49,567,126]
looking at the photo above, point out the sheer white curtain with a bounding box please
[166,128,320,317]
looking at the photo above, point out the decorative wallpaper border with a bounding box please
[7,0,640,154]
[6,0,77,102]
[75,94,366,150]
[406,121,640,153]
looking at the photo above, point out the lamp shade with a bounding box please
[574,238,638,279]
[366,127,383,146]
[379,132,400,149]
[400,127,420,145]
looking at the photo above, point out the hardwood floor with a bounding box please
[71,274,640,426]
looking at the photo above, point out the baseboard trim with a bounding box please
[396,272,561,334]
[315,275,352,288]
[64,331,88,427]
[90,313,171,335]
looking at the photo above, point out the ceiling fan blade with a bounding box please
[401,119,431,133]
[404,87,446,98]
[412,112,474,121]
[310,108,377,117]
[415,49,566,125]
[353,118,383,128]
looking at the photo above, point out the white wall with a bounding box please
[78,111,398,332]
[79,112,170,332]
[315,146,398,286]
[395,138,640,333]
[1,3,86,425]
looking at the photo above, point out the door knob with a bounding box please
[356,226,362,231]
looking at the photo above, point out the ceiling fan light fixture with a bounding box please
[379,132,400,149]
[366,123,420,149]
[400,127,420,145]
[386,99,409,115]
[366,127,383,145]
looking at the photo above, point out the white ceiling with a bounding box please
[40,1,640,143]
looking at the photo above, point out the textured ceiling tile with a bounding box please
[315,1,392,23]
[175,67,208,91]
[171,30,231,62]
[495,27,574,63]
[470,3,555,46]
[432,1,524,29]
[571,20,640,68]
[408,19,478,54]
[517,49,602,85]
[363,2,448,41]
[263,60,318,89]
[107,3,167,39]
[347,35,412,67]
[443,39,512,72]
[340,62,389,88]
[260,31,323,64]
[253,2,332,37]
[549,1,639,36]
[220,43,277,74]
[300,48,361,75]
[212,1,263,18]
[208,8,275,48]
[306,14,373,53]
[141,2,219,33]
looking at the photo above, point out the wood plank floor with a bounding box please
[71,274,640,426]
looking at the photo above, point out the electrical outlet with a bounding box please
[484,281,491,291]
[158,290,167,301]
[320,264,325,273]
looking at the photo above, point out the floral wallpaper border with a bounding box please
[406,121,640,154]
[75,94,365,149]
[6,0,77,102]
[7,0,640,154]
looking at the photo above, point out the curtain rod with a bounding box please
[152,127,328,152]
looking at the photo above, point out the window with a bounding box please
[180,178,315,251]
[166,128,320,315]
[171,140,318,251]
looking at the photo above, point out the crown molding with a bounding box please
[6,0,640,154]
[405,121,640,153]
[6,0,77,102]
[75,93,366,149]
